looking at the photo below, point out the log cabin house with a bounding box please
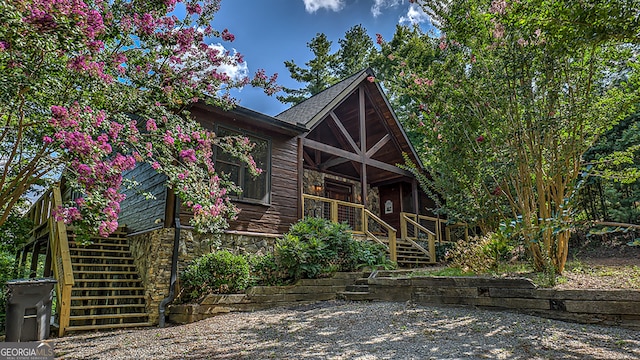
[18,69,468,335]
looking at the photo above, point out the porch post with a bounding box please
[412,179,419,214]
[359,87,367,208]
[297,136,304,219]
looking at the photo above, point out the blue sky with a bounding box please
[210,0,432,115]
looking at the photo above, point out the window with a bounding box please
[215,126,271,205]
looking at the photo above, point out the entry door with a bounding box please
[378,183,401,231]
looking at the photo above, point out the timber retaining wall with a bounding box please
[367,276,640,329]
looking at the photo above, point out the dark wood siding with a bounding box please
[119,162,168,233]
[176,107,300,235]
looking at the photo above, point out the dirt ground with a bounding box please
[555,232,640,290]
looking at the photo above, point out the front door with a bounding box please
[379,183,401,231]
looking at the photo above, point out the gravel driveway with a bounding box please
[53,301,640,360]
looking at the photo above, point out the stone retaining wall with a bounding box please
[128,228,279,325]
[168,272,363,324]
[367,276,640,329]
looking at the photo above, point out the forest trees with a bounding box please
[278,24,378,105]
[382,0,640,272]
[0,0,279,236]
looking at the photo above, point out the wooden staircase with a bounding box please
[383,238,434,268]
[65,230,151,332]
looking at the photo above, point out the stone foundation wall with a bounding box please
[128,228,280,325]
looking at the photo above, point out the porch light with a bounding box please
[312,181,323,193]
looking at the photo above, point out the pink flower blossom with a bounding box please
[179,149,197,163]
[439,41,447,50]
[146,118,157,131]
[151,162,161,170]
[367,76,375,83]
[43,136,53,144]
[221,29,235,41]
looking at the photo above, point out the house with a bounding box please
[19,69,467,335]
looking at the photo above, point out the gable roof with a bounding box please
[276,69,369,128]
[277,68,424,169]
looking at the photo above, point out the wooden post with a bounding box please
[389,229,397,263]
[331,201,338,223]
[43,240,52,277]
[29,241,41,278]
[297,137,304,220]
[428,233,436,264]
[400,213,407,240]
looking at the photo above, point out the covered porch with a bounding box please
[279,69,467,266]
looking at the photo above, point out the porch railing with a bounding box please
[22,186,75,336]
[399,212,436,263]
[302,194,397,262]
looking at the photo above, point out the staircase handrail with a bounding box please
[364,209,397,262]
[400,213,436,263]
[49,186,74,336]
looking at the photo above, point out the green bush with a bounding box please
[445,234,496,273]
[248,253,286,286]
[275,217,394,281]
[180,250,249,302]
[0,251,16,331]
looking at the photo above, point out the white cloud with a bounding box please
[210,44,249,81]
[371,0,401,18]
[303,0,345,13]
[399,3,430,25]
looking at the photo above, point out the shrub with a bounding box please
[0,251,16,331]
[445,234,496,273]
[275,217,394,281]
[180,250,249,302]
[248,253,286,286]
[352,240,396,270]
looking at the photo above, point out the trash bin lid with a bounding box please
[5,278,57,286]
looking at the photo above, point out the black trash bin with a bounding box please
[4,278,57,342]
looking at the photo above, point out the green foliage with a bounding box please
[275,217,394,281]
[445,234,498,273]
[248,253,286,287]
[180,250,250,302]
[577,112,640,225]
[386,0,640,272]
[278,25,380,105]
[0,251,16,330]
[412,267,476,277]
[0,210,32,254]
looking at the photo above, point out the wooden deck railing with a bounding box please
[401,213,469,244]
[302,194,397,262]
[400,212,436,263]
[23,186,74,336]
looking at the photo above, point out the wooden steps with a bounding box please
[339,274,376,301]
[66,230,151,333]
[376,238,434,268]
[65,322,154,332]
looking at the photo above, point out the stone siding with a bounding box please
[127,228,279,325]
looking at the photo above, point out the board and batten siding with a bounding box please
[119,162,168,233]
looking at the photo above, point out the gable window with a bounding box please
[215,125,271,205]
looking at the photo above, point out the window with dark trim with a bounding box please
[215,125,271,205]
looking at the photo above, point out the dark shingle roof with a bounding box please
[275,69,371,128]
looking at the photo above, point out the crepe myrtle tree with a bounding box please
[380,0,639,273]
[0,0,280,237]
